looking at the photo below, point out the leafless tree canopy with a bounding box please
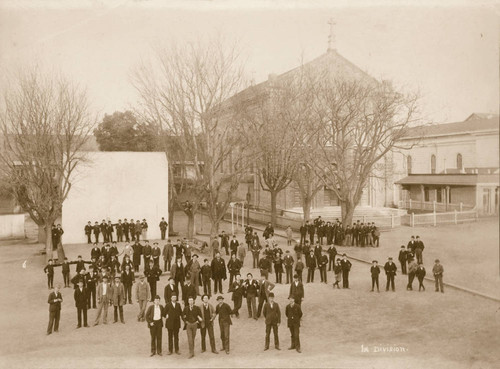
[132,38,249,237]
[0,67,95,260]
[305,75,421,226]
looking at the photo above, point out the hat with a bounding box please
[372,260,378,263]
[154,295,160,300]
[342,253,346,257]
[102,275,108,280]
[435,259,440,263]
[114,275,121,280]
[216,295,224,301]
[140,274,145,278]
[268,292,275,298]
[388,257,393,260]
[153,242,158,245]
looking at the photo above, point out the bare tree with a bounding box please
[0,67,95,261]
[293,163,324,222]
[240,68,318,227]
[306,77,420,226]
[132,38,248,238]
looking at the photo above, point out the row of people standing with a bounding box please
[84,217,169,244]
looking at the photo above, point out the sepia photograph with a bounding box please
[0,1,498,368]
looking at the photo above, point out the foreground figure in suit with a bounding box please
[214,295,232,354]
[146,295,165,356]
[74,281,89,328]
[285,296,302,353]
[47,285,63,335]
[262,292,281,351]
[182,296,202,358]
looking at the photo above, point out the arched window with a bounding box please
[431,155,436,174]
[407,155,412,174]
[457,153,463,170]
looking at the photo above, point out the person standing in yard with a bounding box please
[47,285,63,335]
[340,254,352,289]
[288,274,304,306]
[199,295,218,355]
[136,274,151,321]
[146,295,165,356]
[159,217,168,240]
[182,296,203,359]
[333,259,342,289]
[263,292,281,351]
[384,257,397,292]
[285,296,302,353]
[432,259,444,293]
[237,242,246,266]
[74,281,89,328]
[94,276,110,326]
[284,251,294,284]
[370,260,380,292]
[214,295,232,354]
[111,276,126,324]
[407,257,418,291]
[398,245,407,275]
[286,226,293,246]
[415,236,425,264]
[44,259,55,290]
[416,262,426,291]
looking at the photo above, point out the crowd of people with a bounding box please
[44,217,446,359]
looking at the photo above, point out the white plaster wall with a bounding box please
[0,214,25,238]
[62,152,168,244]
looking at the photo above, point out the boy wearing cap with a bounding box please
[384,257,397,292]
[94,276,110,325]
[136,274,151,321]
[263,292,281,351]
[214,295,232,354]
[370,260,380,292]
[146,295,165,356]
[432,259,444,293]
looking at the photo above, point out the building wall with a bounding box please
[0,214,25,239]
[475,134,500,168]
[62,152,169,244]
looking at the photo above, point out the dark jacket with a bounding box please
[384,262,397,276]
[370,265,381,277]
[74,287,88,309]
[211,258,227,280]
[164,284,179,303]
[285,303,302,327]
[48,291,63,312]
[216,302,232,325]
[164,302,183,330]
[262,301,281,325]
[289,281,304,301]
[146,304,165,325]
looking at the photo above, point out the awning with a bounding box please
[395,174,499,186]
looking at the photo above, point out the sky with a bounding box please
[0,0,498,124]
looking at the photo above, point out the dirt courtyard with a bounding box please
[0,218,499,369]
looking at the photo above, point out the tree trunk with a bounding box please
[187,212,195,240]
[57,243,66,262]
[38,225,46,243]
[270,190,278,228]
[44,224,54,263]
[341,200,355,229]
[210,220,220,239]
[302,196,312,222]
[168,206,175,235]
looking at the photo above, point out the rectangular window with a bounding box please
[436,188,442,203]
[424,187,430,202]
[448,188,452,203]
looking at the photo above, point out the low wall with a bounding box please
[0,214,25,239]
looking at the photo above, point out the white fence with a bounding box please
[398,200,474,212]
[401,210,478,227]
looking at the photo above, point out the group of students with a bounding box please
[83,217,169,244]
[296,218,381,247]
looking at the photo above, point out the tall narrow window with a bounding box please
[431,155,436,174]
[457,153,463,170]
[407,155,412,174]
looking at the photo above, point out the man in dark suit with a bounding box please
[285,296,302,353]
[229,235,239,256]
[288,274,304,305]
[146,295,165,356]
[163,240,174,272]
[47,285,63,335]
[93,221,100,243]
[165,294,183,355]
[370,260,381,292]
[121,265,134,304]
[171,257,185,293]
[230,274,244,318]
[299,222,307,245]
[164,278,179,304]
[182,279,198,307]
[106,221,114,243]
[214,295,232,354]
[74,281,89,328]
[306,250,316,283]
[159,217,168,240]
[145,261,162,302]
[199,295,218,354]
[115,220,123,243]
[263,292,281,351]
[211,252,227,294]
[384,257,397,291]
[307,222,315,244]
[90,243,101,261]
[243,273,259,319]
[182,296,203,359]
[85,221,93,244]
[143,241,152,272]
[340,254,352,288]
[398,245,408,275]
[123,218,130,242]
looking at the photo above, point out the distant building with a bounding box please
[394,113,499,214]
